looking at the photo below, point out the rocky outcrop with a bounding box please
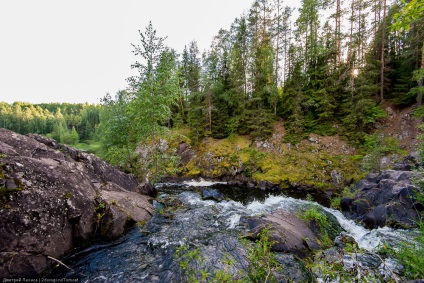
[0,129,154,277]
[175,141,196,166]
[341,169,423,229]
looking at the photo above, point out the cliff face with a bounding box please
[0,129,154,277]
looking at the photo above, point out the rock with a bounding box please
[394,154,421,171]
[354,179,377,190]
[363,204,387,228]
[331,170,345,187]
[334,233,357,248]
[136,180,157,197]
[175,141,196,166]
[274,254,315,283]
[386,106,396,117]
[340,197,353,211]
[201,189,225,202]
[247,181,256,189]
[313,248,402,282]
[5,179,17,189]
[244,209,342,259]
[100,189,154,236]
[258,180,267,190]
[309,136,318,143]
[0,128,154,277]
[341,169,421,229]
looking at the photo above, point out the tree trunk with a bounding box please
[336,0,341,72]
[380,0,386,102]
[349,0,355,97]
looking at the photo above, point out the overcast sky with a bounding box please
[0,1,300,105]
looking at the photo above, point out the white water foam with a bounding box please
[178,191,410,252]
[155,179,227,189]
[183,178,227,187]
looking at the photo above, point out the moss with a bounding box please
[188,168,201,177]
[172,131,363,192]
[63,192,72,199]
[0,185,22,199]
[136,220,147,227]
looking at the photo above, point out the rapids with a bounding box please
[49,180,414,282]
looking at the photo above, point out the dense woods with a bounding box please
[96,0,423,167]
[0,102,101,144]
[1,0,423,172]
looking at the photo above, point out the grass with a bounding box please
[397,222,424,279]
[174,227,280,283]
[300,206,334,248]
[73,140,108,159]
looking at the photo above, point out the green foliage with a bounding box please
[330,196,341,209]
[244,227,279,283]
[238,108,275,140]
[300,206,333,247]
[60,126,79,145]
[173,228,280,283]
[73,140,107,159]
[175,243,204,283]
[361,133,404,172]
[341,95,387,145]
[392,0,424,32]
[0,102,100,143]
[383,222,424,280]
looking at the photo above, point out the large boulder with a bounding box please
[341,170,422,229]
[244,209,343,259]
[0,129,154,277]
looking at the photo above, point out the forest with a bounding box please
[0,102,101,145]
[97,0,424,170]
[1,0,423,173]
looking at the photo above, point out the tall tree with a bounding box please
[129,22,178,173]
[380,0,387,101]
[392,0,424,106]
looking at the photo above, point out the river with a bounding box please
[49,180,413,282]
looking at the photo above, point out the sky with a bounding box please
[0,0,300,105]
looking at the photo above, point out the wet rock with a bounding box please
[313,248,403,282]
[0,128,153,277]
[334,233,357,248]
[258,180,267,190]
[201,189,225,202]
[156,194,184,209]
[342,169,421,229]
[363,204,387,228]
[247,181,256,189]
[274,254,314,283]
[244,209,342,259]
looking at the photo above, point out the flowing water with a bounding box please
[49,180,414,282]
